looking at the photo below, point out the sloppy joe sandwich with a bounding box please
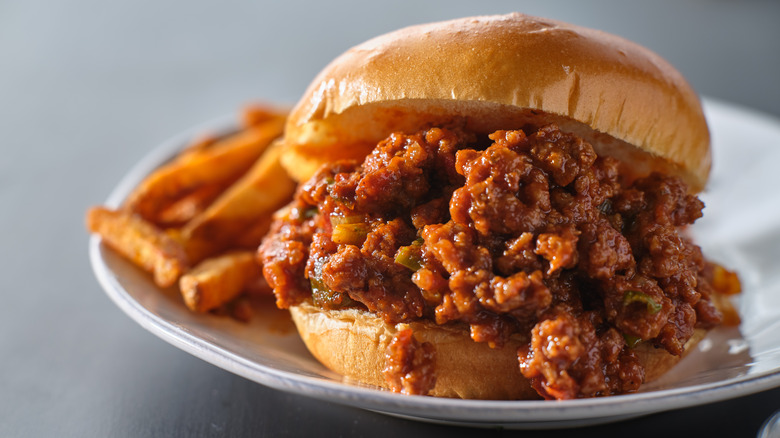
[259,13,740,400]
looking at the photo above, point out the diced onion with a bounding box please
[331,223,369,245]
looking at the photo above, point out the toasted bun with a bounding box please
[290,300,705,399]
[281,13,710,191]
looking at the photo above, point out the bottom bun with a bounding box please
[289,301,705,399]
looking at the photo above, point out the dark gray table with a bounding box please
[2,1,779,436]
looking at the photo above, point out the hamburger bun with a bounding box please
[280,13,710,192]
[266,13,723,400]
[290,300,707,399]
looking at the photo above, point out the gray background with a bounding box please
[1,1,779,437]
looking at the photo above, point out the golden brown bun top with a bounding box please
[282,13,710,192]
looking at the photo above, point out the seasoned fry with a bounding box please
[124,115,286,223]
[180,141,296,263]
[86,207,188,288]
[156,183,227,227]
[232,215,274,250]
[179,251,261,313]
[241,103,286,129]
[712,264,742,296]
[86,104,296,322]
[228,296,254,323]
[177,134,220,161]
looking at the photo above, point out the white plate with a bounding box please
[89,99,780,429]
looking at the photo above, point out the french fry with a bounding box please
[179,141,296,263]
[86,207,188,288]
[227,296,254,323]
[241,103,286,129]
[232,215,274,250]
[156,183,227,227]
[87,105,296,322]
[177,134,220,161]
[179,250,261,313]
[124,115,286,223]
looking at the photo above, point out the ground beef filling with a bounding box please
[383,329,437,395]
[259,125,727,400]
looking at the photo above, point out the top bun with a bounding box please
[281,13,710,191]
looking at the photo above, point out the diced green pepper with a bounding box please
[302,206,318,219]
[623,290,662,314]
[310,277,352,308]
[395,239,423,272]
[623,333,642,348]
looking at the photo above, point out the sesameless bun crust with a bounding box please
[281,13,710,191]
